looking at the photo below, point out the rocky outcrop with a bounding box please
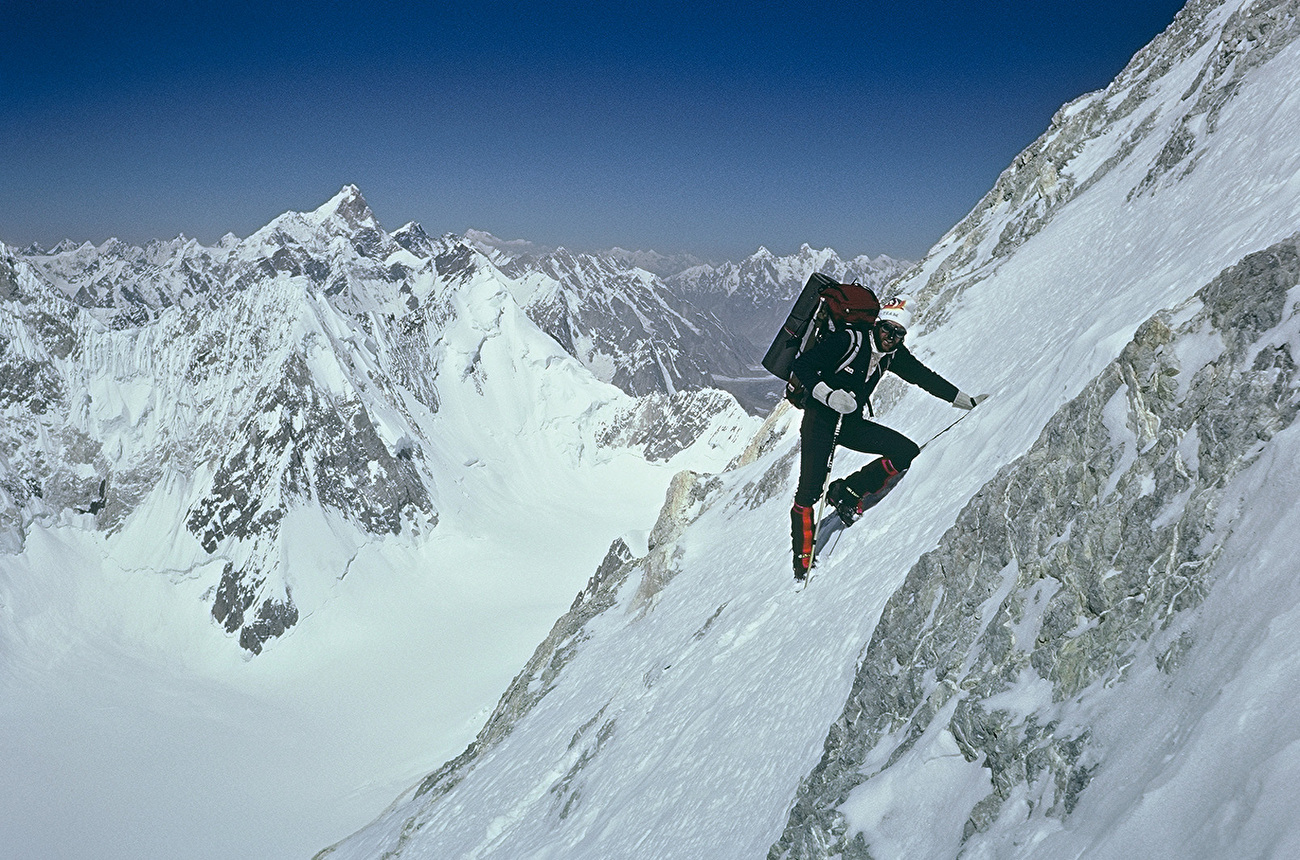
[770,234,1300,858]
[598,389,755,462]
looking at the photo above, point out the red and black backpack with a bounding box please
[761,273,880,408]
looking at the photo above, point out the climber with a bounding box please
[790,298,982,579]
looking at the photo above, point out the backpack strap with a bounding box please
[835,328,867,375]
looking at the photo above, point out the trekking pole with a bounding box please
[809,415,843,567]
[918,410,972,451]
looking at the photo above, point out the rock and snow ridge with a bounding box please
[2,187,763,654]
[1,187,767,858]
[320,0,1300,857]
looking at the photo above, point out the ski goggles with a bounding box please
[876,322,906,342]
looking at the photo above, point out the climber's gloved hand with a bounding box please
[813,382,858,414]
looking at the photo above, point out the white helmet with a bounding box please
[878,296,913,332]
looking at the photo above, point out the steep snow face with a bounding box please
[900,0,1300,334]
[775,235,1300,859]
[322,1,1300,858]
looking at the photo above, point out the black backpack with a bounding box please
[762,273,881,408]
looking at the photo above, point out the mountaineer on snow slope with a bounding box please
[789,295,982,579]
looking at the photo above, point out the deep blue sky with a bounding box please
[1,1,1188,261]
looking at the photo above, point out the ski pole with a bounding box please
[809,414,843,567]
[919,408,974,451]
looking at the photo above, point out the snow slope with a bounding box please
[323,1,1300,857]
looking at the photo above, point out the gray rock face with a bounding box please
[186,351,436,653]
[0,252,105,550]
[598,389,748,462]
[768,234,1300,858]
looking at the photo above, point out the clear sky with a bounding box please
[1,0,1189,261]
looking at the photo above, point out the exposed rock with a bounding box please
[769,234,1300,858]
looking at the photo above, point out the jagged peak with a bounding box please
[311,184,381,232]
[49,239,81,254]
[394,221,431,240]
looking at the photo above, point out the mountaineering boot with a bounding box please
[827,478,863,527]
[832,458,909,526]
[791,503,815,580]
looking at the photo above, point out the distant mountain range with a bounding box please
[1,186,777,656]
[463,230,913,411]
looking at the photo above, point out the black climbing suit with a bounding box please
[791,323,959,507]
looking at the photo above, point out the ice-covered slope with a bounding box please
[0,190,760,858]
[322,1,1300,857]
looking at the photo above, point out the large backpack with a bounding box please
[761,273,881,408]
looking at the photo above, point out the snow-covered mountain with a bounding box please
[2,187,762,657]
[0,189,765,858]
[321,1,1300,858]
[472,240,753,398]
[669,244,912,350]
